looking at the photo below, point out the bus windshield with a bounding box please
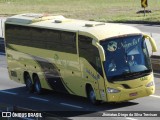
[100,35,152,82]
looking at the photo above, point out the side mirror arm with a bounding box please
[143,34,157,52]
[92,40,106,61]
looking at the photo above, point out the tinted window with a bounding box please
[78,35,103,77]
[5,24,76,54]
[100,35,151,82]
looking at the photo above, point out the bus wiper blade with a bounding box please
[122,71,151,78]
[110,70,152,82]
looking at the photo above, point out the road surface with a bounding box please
[0,55,160,120]
[0,18,160,120]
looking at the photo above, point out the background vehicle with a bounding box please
[0,37,5,55]
[5,13,157,104]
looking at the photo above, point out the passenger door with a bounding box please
[78,35,106,100]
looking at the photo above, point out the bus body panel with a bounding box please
[105,73,154,102]
[7,44,83,94]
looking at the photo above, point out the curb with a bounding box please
[154,73,160,78]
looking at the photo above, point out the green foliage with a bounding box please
[0,0,160,23]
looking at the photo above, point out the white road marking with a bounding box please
[0,90,17,95]
[29,96,49,102]
[150,95,160,98]
[60,103,83,109]
[22,118,34,120]
[125,117,138,120]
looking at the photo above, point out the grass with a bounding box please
[0,0,160,23]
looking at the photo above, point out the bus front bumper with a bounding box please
[107,86,155,102]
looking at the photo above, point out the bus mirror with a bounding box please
[92,41,106,61]
[144,34,157,52]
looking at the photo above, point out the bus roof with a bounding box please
[5,13,142,41]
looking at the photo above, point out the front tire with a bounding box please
[34,75,42,94]
[87,87,100,105]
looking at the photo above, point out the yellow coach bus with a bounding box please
[5,13,157,104]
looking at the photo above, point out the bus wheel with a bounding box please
[34,75,42,94]
[87,87,100,105]
[24,73,33,93]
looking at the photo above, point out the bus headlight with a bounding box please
[107,88,120,93]
[146,81,154,87]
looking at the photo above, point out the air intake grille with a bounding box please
[121,84,131,89]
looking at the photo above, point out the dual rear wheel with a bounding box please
[34,75,42,94]
[24,73,42,94]
[25,73,100,104]
[24,74,33,93]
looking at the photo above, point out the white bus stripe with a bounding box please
[29,96,49,102]
[60,103,83,109]
[0,90,17,95]
[150,95,160,98]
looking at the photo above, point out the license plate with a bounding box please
[129,92,138,97]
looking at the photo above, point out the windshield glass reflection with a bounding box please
[100,35,152,82]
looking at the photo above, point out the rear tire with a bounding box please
[24,73,33,93]
[34,75,42,94]
[87,87,101,105]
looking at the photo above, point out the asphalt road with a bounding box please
[0,18,160,120]
[0,55,160,120]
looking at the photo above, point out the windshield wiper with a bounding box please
[109,70,152,82]
[122,70,151,78]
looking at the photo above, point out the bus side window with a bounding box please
[78,35,103,77]
[60,32,77,54]
[45,30,61,50]
[96,57,103,76]
[5,24,77,54]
